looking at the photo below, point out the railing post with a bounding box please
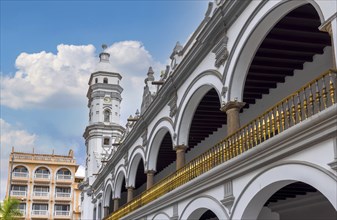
[127,187,134,202]
[221,101,245,135]
[146,170,155,190]
[174,145,187,170]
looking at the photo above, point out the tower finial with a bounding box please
[99,44,110,63]
[102,44,107,51]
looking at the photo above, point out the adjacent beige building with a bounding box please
[5,148,83,220]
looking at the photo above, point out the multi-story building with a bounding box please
[81,1,337,220]
[5,148,84,220]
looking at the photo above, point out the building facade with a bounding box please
[81,0,337,220]
[6,148,83,220]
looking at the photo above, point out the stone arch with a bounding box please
[146,118,174,171]
[127,146,146,187]
[103,181,113,208]
[152,212,171,220]
[175,71,222,146]
[12,164,30,173]
[231,162,337,220]
[113,165,127,198]
[179,195,228,220]
[33,165,51,174]
[225,0,327,102]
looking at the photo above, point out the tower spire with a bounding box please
[99,44,110,63]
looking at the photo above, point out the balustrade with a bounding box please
[31,210,48,216]
[13,172,29,178]
[106,69,336,220]
[54,211,70,216]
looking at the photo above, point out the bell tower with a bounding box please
[83,44,125,185]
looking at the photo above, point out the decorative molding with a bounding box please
[221,180,235,214]
[328,137,337,171]
[170,203,179,220]
[141,129,148,148]
[168,91,178,117]
[220,100,245,113]
[212,31,229,68]
[124,151,129,166]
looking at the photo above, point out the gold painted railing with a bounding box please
[106,69,336,220]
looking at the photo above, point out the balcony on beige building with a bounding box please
[31,210,49,217]
[54,211,71,219]
[10,190,27,197]
[54,192,72,201]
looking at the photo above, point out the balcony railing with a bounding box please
[33,191,49,197]
[55,192,71,198]
[19,209,26,215]
[56,174,72,180]
[10,191,27,197]
[31,210,48,216]
[34,173,50,179]
[13,172,29,178]
[106,69,337,220]
[54,211,70,216]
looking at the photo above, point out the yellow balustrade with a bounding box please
[105,69,336,220]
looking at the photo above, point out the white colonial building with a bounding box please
[80,1,337,220]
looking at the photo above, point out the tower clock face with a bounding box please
[104,97,111,103]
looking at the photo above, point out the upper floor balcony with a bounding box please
[55,192,72,201]
[54,210,71,219]
[34,167,51,182]
[105,69,337,219]
[56,168,73,184]
[13,172,29,179]
[56,174,72,183]
[32,191,49,199]
[10,190,27,198]
[31,210,49,217]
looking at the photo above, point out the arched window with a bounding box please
[103,78,108,84]
[56,168,71,180]
[35,167,50,179]
[104,110,110,122]
[13,166,29,178]
[13,166,28,173]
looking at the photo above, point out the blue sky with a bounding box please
[0,0,208,199]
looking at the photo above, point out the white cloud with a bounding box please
[0,119,37,199]
[1,41,165,124]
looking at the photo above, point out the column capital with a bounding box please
[126,186,135,190]
[220,100,245,113]
[146,169,156,175]
[173,144,187,151]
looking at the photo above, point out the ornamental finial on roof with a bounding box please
[99,44,110,63]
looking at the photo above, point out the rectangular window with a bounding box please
[55,205,70,211]
[19,203,26,210]
[34,186,49,192]
[103,138,110,145]
[12,185,27,191]
[32,204,48,210]
[56,187,71,193]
